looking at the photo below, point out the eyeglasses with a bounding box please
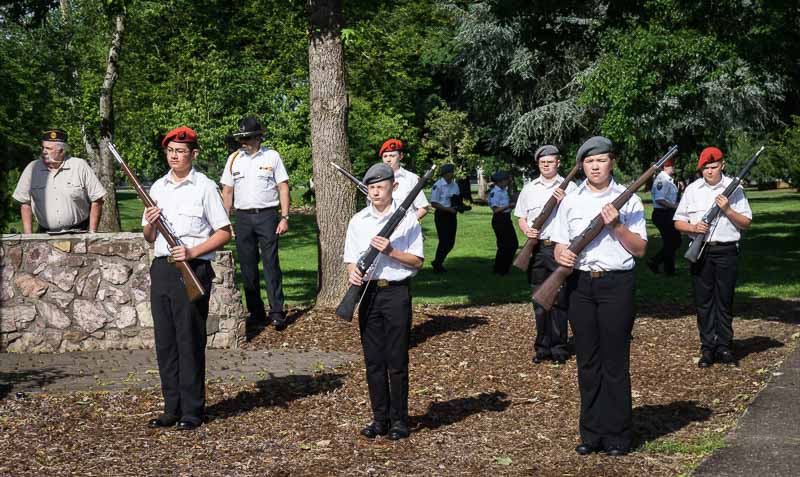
[166,147,192,155]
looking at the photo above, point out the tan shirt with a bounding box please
[13,157,107,230]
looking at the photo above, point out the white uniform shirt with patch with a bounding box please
[219,146,289,209]
[430,178,460,207]
[393,167,430,211]
[651,170,678,209]
[344,201,424,281]
[513,175,578,239]
[673,175,752,243]
[550,179,648,271]
[142,168,231,260]
[488,185,511,213]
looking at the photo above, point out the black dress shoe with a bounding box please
[698,353,714,368]
[646,259,660,274]
[176,420,201,431]
[605,445,629,457]
[575,442,602,455]
[552,354,568,364]
[717,350,736,365]
[532,352,550,364]
[148,415,179,428]
[431,263,447,273]
[360,421,389,439]
[387,421,410,441]
[273,319,288,332]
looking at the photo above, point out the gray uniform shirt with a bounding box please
[12,157,107,230]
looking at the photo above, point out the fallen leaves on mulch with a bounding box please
[0,301,798,476]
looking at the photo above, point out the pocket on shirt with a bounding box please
[68,183,86,200]
[687,207,705,224]
[175,204,205,236]
[257,170,275,184]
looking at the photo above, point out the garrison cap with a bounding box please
[379,139,404,157]
[363,163,395,185]
[233,116,264,139]
[440,163,455,175]
[697,147,724,170]
[161,126,198,148]
[41,128,68,142]
[491,171,510,182]
[576,136,614,162]
[534,145,560,161]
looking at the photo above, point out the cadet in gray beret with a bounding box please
[575,136,614,162]
[363,163,395,185]
[534,145,560,161]
[430,163,463,272]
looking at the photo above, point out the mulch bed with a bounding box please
[0,301,798,476]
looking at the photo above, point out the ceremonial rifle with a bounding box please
[108,143,206,302]
[335,164,437,321]
[330,161,369,196]
[532,145,679,311]
[684,146,765,263]
[512,162,582,271]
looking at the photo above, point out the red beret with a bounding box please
[697,147,723,170]
[379,139,403,157]
[161,126,198,148]
[663,158,674,168]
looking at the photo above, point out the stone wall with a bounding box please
[0,233,246,353]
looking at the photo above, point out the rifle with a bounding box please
[532,145,679,311]
[330,161,369,196]
[512,162,582,271]
[335,164,437,321]
[684,146,765,263]
[108,143,206,302]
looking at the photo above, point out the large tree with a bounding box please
[308,0,356,308]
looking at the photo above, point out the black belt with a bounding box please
[154,256,210,265]
[706,241,737,247]
[39,217,90,234]
[366,278,410,288]
[237,206,278,214]
[580,269,632,279]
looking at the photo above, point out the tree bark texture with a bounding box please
[308,0,356,308]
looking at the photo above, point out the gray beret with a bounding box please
[491,171,510,182]
[362,163,395,185]
[576,136,614,161]
[440,163,455,175]
[534,145,560,161]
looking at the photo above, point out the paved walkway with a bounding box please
[0,348,357,395]
[694,345,800,476]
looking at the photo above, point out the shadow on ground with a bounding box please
[206,372,345,421]
[412,390,511,432]
[632,400,712,449]
[410,314,489,348]
[0,368,71,399]
[733,336,784,361]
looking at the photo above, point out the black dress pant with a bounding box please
[529,244,569,357]
[234,208,285,322]
[358,282,412,424]
[651,208,681,274]
[150,258,214,424]
[433,209,457,268]
[690,242,738,354]
[568,270,635,450]
[491,212,519,274]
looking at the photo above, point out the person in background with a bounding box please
[487,170,518,275]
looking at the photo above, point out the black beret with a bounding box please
[363,163,395,185]
[41,128,68,142]
[491,171,510,182]
[440,163,455,175]
[534,145,559,161]
[576,136,614,162]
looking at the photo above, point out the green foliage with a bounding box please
[769,116,800,189]
[420,104,480,176]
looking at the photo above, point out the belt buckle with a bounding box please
[167,256,176,264]
[542,239,553,247]
[590,271,604,279]
[376,279,389,288]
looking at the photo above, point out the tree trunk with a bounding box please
[308,0,356,308]
[476,166,487,201]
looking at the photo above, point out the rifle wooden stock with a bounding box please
[683,146,765,263]
[107,144,206,302]
[532,145,678,311]
[512,163,582,271]
[335,165,437,322]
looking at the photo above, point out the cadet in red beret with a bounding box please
[143,126,232,430]
[379,139,430,221]
[673,147,753,368]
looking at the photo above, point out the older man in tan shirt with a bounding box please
[13,129,106,233]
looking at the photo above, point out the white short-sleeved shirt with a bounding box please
[514,175,578,239]
[219,146,289,209]
[550,179,648,271]
[488,185,511,213]
[13,157,107,230]
[142,168,231,260]
[673,175,752,243]
[344,201,424,281]
[430,178,460,207]
[393,167,430,211]
[651,171,678,209]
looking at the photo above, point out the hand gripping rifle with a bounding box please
[532,145,679,311]
[512,162,582,271]
[330,161,369,196]
[335,164,437,321]
[108,143,206,302]
[684,145,765,263]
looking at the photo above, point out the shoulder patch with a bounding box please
[656,182,663,190]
